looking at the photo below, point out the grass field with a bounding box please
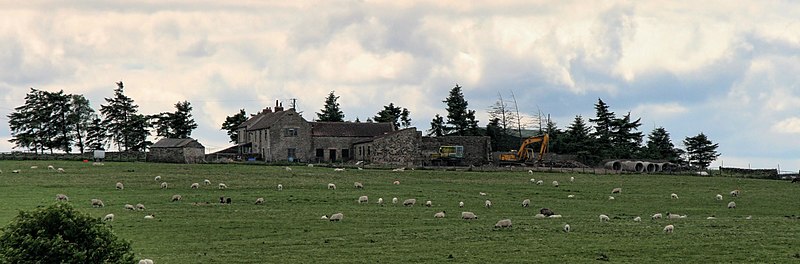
[0,160,798,263]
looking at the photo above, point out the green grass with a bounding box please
[0,161,798,263]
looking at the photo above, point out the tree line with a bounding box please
[7,81,197,153]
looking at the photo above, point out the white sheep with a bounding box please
[171,194,182,202]
[667,213,682,219]
[320,215,328,220]
[124,204,135,210]
[358,196,369,204]
[144,214,155,220]
[567,194,575,198]
[611,187,622,194]
[746,215,752,220]
[434,211,446,218]
[393,167,405,172]
[284,166,292,171]
[528,170,533,174]
[136,203,146,211]
[334,168,345,172]
[154,176,161,181]
[706,216,717,220]
[494,219,512,228]
[727,201,736,209]
[392,197,398,204]
[203,179,211,185]
[161,182,169,189]
[91,199,105,207]
[30,165,38,169]
[138,259,154,264]
[327,183,336,190]
[115,182,124,190]
[103,213,114,221]
[715,194,723,200]
[255,197,264,205]
[529,178,536,183]
[277,184,283,191]
[354,182,363,189]
[403,198,416,206]
[570,176,575,182]
[663,224,674,233]
[218,183,227,189]
[522,199,530,207]
[484,200,492,208]
[92,162,104,166]
[479,192,487,196]
[12,170,21,173]
[548,214,562,218]
[56,194,69,201]
[459,201,464,208]
[190,183,199,189]
[599,214,610,222]
[563,224,571,233]
[392,180,400,185]
[377,198,383,205]
[461,212,478,220]
[425,200,432,207]
[47,165,54,170]
[633,216,641,222]
[652,213,662,219]
[308,164,315,167]
[57,168,65,173]
[329,213,344,221]
[730,189,740,197]
[536,180,543,185]
[552,180,559,187]
[608,196,615,200]
[534,214,546,218]
[671,193,679,199]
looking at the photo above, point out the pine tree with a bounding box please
[8,88,49,153]
[486,118,504,150]
[544,118,563,154]
[400,108,411,128]
[85,116,107,151]
[443,84,479,135]
[316,91,345,122]
[67,94,95,153]
[644,127,681,162]
[610,112,643,159]
[221,109,247,143]
[100,81,140,151]
[45,90,72,153]
[125,114,151,151]
[153,101,197,138]
[562,115,593,154]
[373,103,403,128]
[683,133,720,169]
[427,114,446,136]
[589,98,615,159]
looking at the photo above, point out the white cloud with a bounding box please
[772,117,800,134]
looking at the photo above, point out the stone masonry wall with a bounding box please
[367,129,421,166]
[421,136,491,166]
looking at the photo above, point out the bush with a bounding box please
[0,203,134,263]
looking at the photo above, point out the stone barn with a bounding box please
[148,138,206,164]
[353,128,422,166]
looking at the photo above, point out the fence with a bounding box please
[0,152,147,162]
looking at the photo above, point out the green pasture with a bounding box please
[0,161,798,263]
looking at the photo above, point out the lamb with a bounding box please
[652,213,662,219]
[91,199,105,207]
[534,214,546,218]
[136,203,146,211]
[226,198,232,204]
[667,212,682,219]
[284,166,292,171]
[138,259,154,264]
[608,196,615,200]
[377,198,383,205]
[329,213,344,221]
[171,194,182,202]
[154,176,161,181]
[115,182,124,190]
[730,189,740,197]
[459,201,464,208]
[727,201,736,209]
[320,215,328,220]
[529,178,536,183]
[479,192,487,196]
[203,179,211,185]
[522,199,530,207]
[484,200,492,208]
[354,182,363,189]
[277,184,283,191]
[392,197,398,204]
[425,200,432,207]
[715,194,723,200]
[392,180,400,185]
[548,214,562,218]
[308,164,315,167]
[92,162,104,166]
[540,208,555,216]
[334,168,345,172]
[634,216,642,222]
[461,212,478,220]
[48,165,55,170]
[124,204,135,210]
[103,214,114,221]
[536,180,543,185]
[494,219,512,228]
[56,194,69,201]
[552,181,559,187]
[434,211,446,218]
[144,214,155,219]
[599,214,610,222]
[358,196,369,204]
[567,194,575,198]
[403,198,416,206]
[563,224,571,233]
[611,187,622,194]
[161,182,169,189]
[218,183,227,189]
[392,167,405,172]
[327,183,336,190]
[255,197,264,205]
[57,168,65,173]
[190,183,199,189]
[663,224,674,234]
[671,193,679,199]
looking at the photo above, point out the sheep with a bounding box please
[671,193,679,199]
[56,194,69,201]
[12,170,21,173]
[540,208,555,216]
[563,224,571,232]
[377,198,383,205]
[459,201,464,208]
[534,214,546,218]
[171,194,182,202]
[103,214,114,221]
[284,166,292,171]
[403,198,416,206]
[161,182,169,189]
[479,192,487,196]
[608,196,615,200]
[255,197,264,205]
[115,182,124,190]
[329,213,344,221]
[529,178,536,183]
[57,168,64,173]
[461,212,478,220]
[48,165,55,170]
[358,196,369,204]
[793,177,800,183]
[354,182,364,189]
[30,166,38,169]
[494,219,512,228]
[634,216,642,222]
[334,168,345,172]
[727,201,736,209]
[746,215,752,220]
[124,204,135,210]
[219,196,226,204]
[392,180,400,185]
[667,212,682,219]
[706,216,717,220]
[611,187,622,194]
[92,162,104,166]
[308,164,315,167]
[203,179,211,185]
[154,176,161,181]
[567,194,575,198]
[138,259,154,264]
[652,213,662,219]
[552,181,559,187]
[730,189,740,197]
[136,203,146,211]
[570,176,575,182]
[434,211,446,218]
[528,170,533,174]
[277,184,283,191]
[144,214,155,219]
[91,199,105,207]
[392,197,398,204]
[484,200,492,208]
[522,199,530,207]
[536,180,543,185]
[218,183,227,189]
[327,183,336,190]
[190,183,199,189]
[358,167,364,171]
[320,215,328,220]
[548,214,562,218]
[226,198,232,204]
[599,214,610,222]
[663,224,674,234]
[425,200,432,207]
[392,167,405,172]
[715,194,723,200]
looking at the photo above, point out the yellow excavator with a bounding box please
[497,134,549,165]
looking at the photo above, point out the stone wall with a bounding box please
[264,112,313,162]
[356,129,421,166]
[421,136,491,166]
[312,136,364,162]
[147,147,205,164]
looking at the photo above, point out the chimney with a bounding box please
[262,107,272,114]
[275,100,284,112]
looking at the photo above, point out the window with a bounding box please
[287,148,296,161]
[316,149,324,157]
[367,146,371,156]
[329,149,337,162]
[285,128,298,137]
[342,149,350,159]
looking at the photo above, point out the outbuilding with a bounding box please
[148,138,205,164]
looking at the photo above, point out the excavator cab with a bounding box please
[497,134,549,165]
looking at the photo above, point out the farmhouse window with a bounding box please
[342,149,350,159]
[287,148,296,161]
[285,128,298,137]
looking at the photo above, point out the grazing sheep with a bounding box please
[727,201,736,209]
[358,196,369,204]
[706,216,717,220]
[103,214,114,221]
[334,168,345,172]
[663,224,674,234]
[255,197,264,205]
[540,208,555,216]
[115,182,124,190]
[528,170,533,174]
[144,214,155,219]
[392,167,405,172]
[494,219,512,228]
[219,196,226,204]
[671,193,679,199]
[277,184,283,191]
[567,194,575,198]
[308,164,315,167]
[377,198,383,205]
[793,178,799,183]
[57,168,65,173]
[599,214,610,222]
[434,211,446,218]
[715,194,723,200]
[522,199,530,207]
[479,192,487,196]
[608,196,615,200]
[48,165,55,170]
[218,183,227,189]
[570,176,574,182]
[461,212,478,220]
[124,204,135,210]
[425,200,432,207]
[652,213,662,219]
[138,259,154,264]
[667,212,682,219]
[190,183,199,189]
[552,181,559,187]
[92,162,104,166]
[403,198,416,206]
[534,213,546,218]
[161,182,169,189]
[12,170,21,173]
[459,201,464,208]
[536,180,543,185]
[392,197,398,204]
[327,183,336,190]
[611,187,622,194]
[634,216,642,222]
[563,224,571,232]
[484,200,492,208]
[136,203,146,211]
[730,189,740,197]
[30,166,38,169]
[320,215,328,220]
[154,176,161,181]
[203,179,211,185]
[284,166,292,171]
[392,180,400,185]
[56,194,69,201]
[354,182,363,189]
[548,214,562,218]
[746,215,752,220]
[171,194,182,202]
[329,213,344,221]
[91,199,105,207]
[529,178,536,183]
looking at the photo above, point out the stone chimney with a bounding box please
[262,107,272,114]
[275,100,285,112]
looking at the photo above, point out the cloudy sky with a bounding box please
[1,1,799,171]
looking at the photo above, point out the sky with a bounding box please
[1,1,799,172]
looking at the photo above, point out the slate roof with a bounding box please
[311,122,394,137]
[151,138,204,148]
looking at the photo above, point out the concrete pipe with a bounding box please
[642,162,656,173]
[604,160,622,171]
[621,161,644,172]
[652,163,663,172]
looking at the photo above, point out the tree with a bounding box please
[644,127,681,162]
[589,98,615,159]
[443,84,479,135]
[85,116,107,150]
[316,91,345,122]
[68,94,95,153]
[0,203,134,263]
[427,114,446,137]
[486,118,504,150]
[125,114,152,152]
[400,108,411,128]
[7,88,49,153]
[609,112,643,159]
[153,101,197,138]
[487,92,519,133]
[373,103,411,129]
[44,90,72,153]
[221,109,248,143]
[683,133,720,169]
[100,81,140,151]
[544,118,563,154]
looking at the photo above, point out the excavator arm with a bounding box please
[498,134,549,164]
